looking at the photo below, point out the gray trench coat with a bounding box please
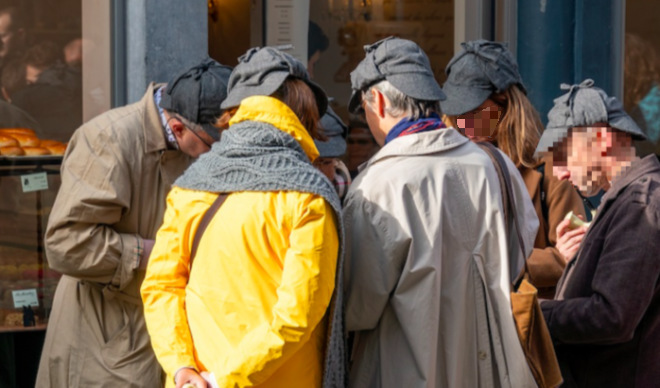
[36,83,192,387]
[344,128,539,388]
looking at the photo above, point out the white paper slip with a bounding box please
[12,289,39,308]
[21,172,49,192]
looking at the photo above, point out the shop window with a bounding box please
[208,0,455,173]
[0,0,82,334]
[625,0,660,156]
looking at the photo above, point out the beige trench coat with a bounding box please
[36,83,192,387]
[344,128,539,388]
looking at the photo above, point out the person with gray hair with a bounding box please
[343,36,539,387]
[537,79,660,388]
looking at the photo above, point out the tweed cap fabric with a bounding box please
[159,58,232,141]
[315,106,348,158]
[221,46,328,116]
[440,40,526,116]
[348,37,445,113]
[536,79,647,155]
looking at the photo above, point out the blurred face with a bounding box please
[552,126,610,196]
[26,65,41,84]
[0,13,14,59]
[456,99,502,143]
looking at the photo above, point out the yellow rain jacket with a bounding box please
[141,96,339,388]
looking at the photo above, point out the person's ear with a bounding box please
[373,89,387,118]
[168,118,186,139]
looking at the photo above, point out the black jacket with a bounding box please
[542,154,660,388]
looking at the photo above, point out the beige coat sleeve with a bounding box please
[45,124,142,290]
[526,170,586,291]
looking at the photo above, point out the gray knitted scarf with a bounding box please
[175,121,347,388]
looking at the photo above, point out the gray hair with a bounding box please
[362,80,439,120]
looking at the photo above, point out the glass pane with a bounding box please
[208,0,455,176]
[625,0,660,156]
[0,0,82,332]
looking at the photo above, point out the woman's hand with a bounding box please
[175,368,209,388]
[556,218,588,264]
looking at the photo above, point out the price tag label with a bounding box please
[21,172,49,192]
[12,289,39,308]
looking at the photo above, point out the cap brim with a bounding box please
[534,126,570,157]
[348,90,362,114]
[158,89,178,113]
[315,136,347,158]
[388,73,446,102]
[221,72,288,110]
[201,122,221,141]
[439,83,492,116]
[609,115,648,141]
[306,79,328,117]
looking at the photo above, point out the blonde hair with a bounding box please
[490,85,543,168]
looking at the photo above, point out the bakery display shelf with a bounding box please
[0,155,63,168]
[0,324,47,334]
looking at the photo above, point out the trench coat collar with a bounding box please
[142,82,169,154]
[366,126,469,168]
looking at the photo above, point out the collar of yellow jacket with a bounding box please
[229,96,320,162]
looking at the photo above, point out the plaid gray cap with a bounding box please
[221,46,328,116]
[159,58,232,141]
[440,40,526,116]
[348,37,446,113]
[535,79,647,155]
[314,106,348,158]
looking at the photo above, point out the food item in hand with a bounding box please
[22,146,51,156]
[0,135,18,147]
[0,146,25,156]
[564,211,591,230]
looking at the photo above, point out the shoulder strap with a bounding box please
[477,143,530,284]
[537,163,550,225]
[190,193,229,268]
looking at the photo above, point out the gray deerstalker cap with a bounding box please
[348,36,446,113]
[221,46,328,116]
[440,40,526,116]
[535,79,647,155]
[315,106,348,158]
[159,58,232,141]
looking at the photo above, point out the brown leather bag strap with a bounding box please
[477,143,530,283]
[190,193,229,268]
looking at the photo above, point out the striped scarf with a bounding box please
[384,113,446,145]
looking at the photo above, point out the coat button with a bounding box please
[478,351,488,360]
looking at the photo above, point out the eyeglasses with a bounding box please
[168,115,214,149]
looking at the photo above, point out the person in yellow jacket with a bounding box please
[141,46,346,388]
